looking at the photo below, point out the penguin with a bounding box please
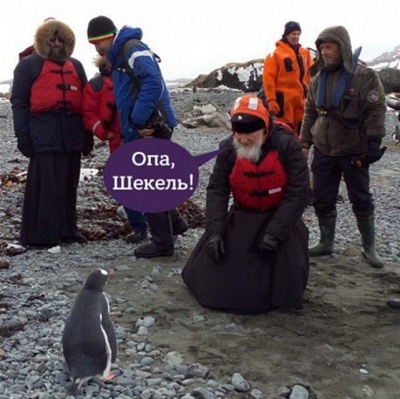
[62,268,117,393]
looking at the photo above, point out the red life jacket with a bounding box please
[94,75,118,130]
[229,150,287,210]
[30,59,83,113]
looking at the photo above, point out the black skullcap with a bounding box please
[231,114,266,134]
[283,21,301,37]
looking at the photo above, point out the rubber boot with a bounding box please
[170,208,189,236]
[309,217,336,257]
[134,211,174,258]
[356,218,384,268]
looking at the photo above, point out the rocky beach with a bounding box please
[1,89,400,399]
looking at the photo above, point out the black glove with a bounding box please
[206,234,225,264]
[364,139,386,165]
[258,232,279,254]
[16,133,32,158]
[83,130,94,156]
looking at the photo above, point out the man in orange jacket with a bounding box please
[263,21,313,136]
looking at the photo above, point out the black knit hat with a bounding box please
[283,21,301,37]
[231,115,266,134]
[87,16,117,43]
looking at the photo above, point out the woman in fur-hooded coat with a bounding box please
[10,19,92,247]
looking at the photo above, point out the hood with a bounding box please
[311,25,353,75]
[95,55,111,76]
[107,26,143,68]
[34,19,75,60]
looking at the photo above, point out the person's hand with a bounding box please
[206,234,225,264]
[268,100,280,115]
[106,131,115,140]
[258,232,278,254]
[352,140,387,168]
[138,128,156,138]
[83,130,94,156]
[16,134,32,158]
[364,139,387,165]
[302,147,310,159]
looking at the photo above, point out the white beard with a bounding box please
[233,136,263,163]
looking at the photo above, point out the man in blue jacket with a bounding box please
[87,16,188,258]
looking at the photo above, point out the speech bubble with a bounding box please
[103,138,226,213]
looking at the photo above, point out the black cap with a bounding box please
[231,114,266,134]
[283,21,301,37]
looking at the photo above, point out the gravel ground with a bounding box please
[1,91,400,399]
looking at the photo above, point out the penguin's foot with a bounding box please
[103,373,116,382]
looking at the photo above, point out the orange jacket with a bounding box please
[263,40,313,109]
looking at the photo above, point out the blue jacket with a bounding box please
[107,26,177,143]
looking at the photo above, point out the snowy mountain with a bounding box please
[367,45,400,71]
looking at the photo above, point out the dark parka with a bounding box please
[182,124,310,314]
[300,26,386,157]
[11,20,87,154]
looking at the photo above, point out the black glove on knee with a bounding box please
[206,233,225,264]
[258,232,278,254]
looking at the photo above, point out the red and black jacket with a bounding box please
[83,72,121,154]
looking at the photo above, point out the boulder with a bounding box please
[189,59,264,92]
[181,102,230,129]
[377,68,400,93]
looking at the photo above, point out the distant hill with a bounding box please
[367,45,400,71]
[165,78,193,88]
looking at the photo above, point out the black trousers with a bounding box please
[311,147,374,218]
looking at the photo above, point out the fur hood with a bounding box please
[34,19,75,60]
[95,55,107,68]
[310,25,353,76]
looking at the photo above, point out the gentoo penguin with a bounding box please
[62,268,117,392]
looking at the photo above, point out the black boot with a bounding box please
[134,211,174,258]
[126,231,148,244]
[170,208,189,236]
[62,230,88,244]
[309,217,336,256]
[356,218,384,268]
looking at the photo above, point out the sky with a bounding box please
[1,0,399,83]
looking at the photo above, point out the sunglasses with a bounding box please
[50,36,64,43]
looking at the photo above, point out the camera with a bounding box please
[148,110,172,140]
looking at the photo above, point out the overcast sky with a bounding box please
[1,0,399,83]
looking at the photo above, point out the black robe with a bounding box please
[20,152,81,246]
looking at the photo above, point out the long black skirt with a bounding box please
[182,210,309,314]
[20,152,81,246]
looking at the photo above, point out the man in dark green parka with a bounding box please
[300,26,386,268]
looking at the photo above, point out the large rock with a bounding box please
[189,59,264,93]
[181,102,230,129]
[377,68,400,93]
